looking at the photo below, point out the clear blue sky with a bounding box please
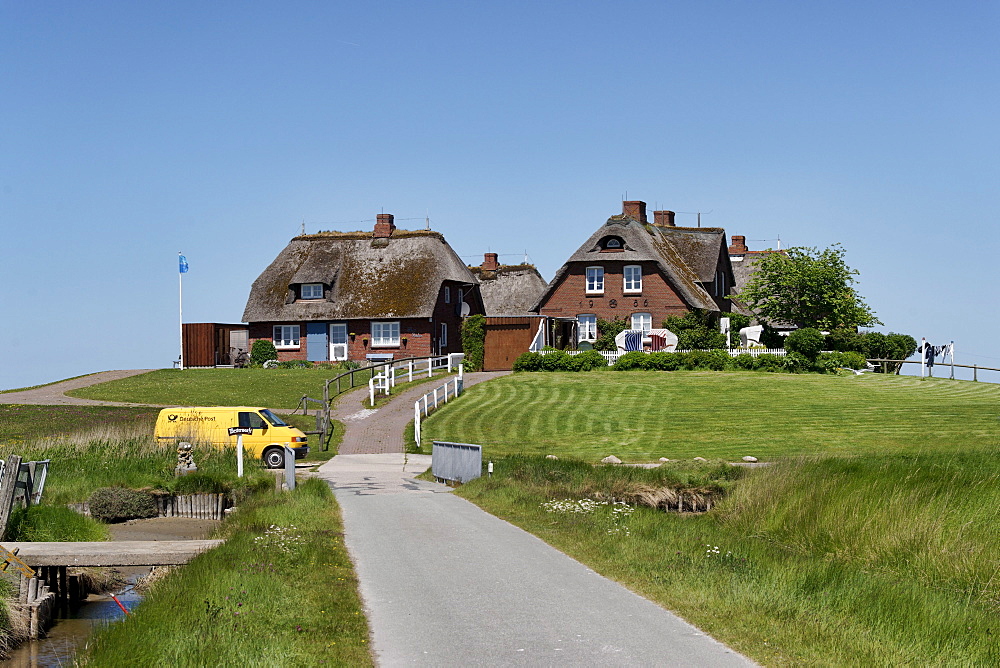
[2,1,997,389]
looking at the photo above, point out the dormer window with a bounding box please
[301,283,323,300]
[598,236,625,252]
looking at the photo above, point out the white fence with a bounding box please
[413,370,464,445]
[368,353,465,405]
[538,348,787,365]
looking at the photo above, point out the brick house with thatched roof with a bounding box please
[532,201,736,347]
[242,214,484,363]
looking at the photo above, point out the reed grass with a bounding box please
[81,479,372,667]
[460,455,1000,665]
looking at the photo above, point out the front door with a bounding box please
[330,323,348,361]
[306,323,329,362]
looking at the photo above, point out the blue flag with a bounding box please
[179,255,189,274]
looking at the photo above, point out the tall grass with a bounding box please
[0,422,271,505]
[81,479,372,667]
[458,455,1000,665]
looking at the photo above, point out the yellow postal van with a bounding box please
[154,407,309,468]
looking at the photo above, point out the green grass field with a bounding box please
[416,370,1000,665]
[419,370,1000,460]
[66,368,373,409]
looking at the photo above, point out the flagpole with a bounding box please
[179,251,184,371]
[920,337,925,379]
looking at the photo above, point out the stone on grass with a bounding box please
[742,456,758,463]
[601,455,622,465]
[693,456,708,462]
[546,455,559,460]
[659,457,670,463]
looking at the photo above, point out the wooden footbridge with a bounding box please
[3,540,224,567]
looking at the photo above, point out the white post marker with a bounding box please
[228,427,253,477]
[920,337,926,379]
[178,252,188,370]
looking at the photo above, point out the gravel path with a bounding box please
[317,371,755,667]
[0,369,158,406]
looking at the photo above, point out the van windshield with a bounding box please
[260,409,288,427]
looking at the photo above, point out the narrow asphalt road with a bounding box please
[317,372,755,667]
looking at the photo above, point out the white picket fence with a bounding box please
[368,353,465,405]
[413,370,464,445]
[538,348,787,365]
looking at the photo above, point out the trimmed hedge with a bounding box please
[88,487,159,523]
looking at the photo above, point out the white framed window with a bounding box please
[273,325,300,348]
[578,314,597,342]
[440,322,448,352]
[713,270,726,296]
[624,265,642,293]
[444,286,451,303]
[301,283,323,300]
[631,313,652,334]
[586,266,604,294]
[371,321,400,347]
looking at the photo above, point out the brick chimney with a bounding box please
[622,200,647,223]
[373,213,396,238]
[482,252,499,272]
[729,235,748,254]
[653,210,676,227]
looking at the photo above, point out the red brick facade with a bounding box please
[537,261,690,326]
[248,279,472,363]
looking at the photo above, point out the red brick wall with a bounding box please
[537,261,690,326]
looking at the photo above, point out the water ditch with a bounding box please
[1,517,220,667]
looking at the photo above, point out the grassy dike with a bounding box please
[81,478,372,667]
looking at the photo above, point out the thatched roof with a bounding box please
[532,215,731,313]
[243,229,479,322]
[469,264,548,316]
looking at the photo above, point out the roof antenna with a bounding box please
[425,210,430,230]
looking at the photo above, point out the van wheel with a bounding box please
[263,447,285,469]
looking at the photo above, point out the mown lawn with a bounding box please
[67,368,373,409]
[419,370,1000,460]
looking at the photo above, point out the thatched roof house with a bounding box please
[532,202,736,336]
[468,253,548,316]
[243,214,484,363]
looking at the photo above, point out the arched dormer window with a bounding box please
[598,236,625,252]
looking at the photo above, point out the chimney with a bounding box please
[653,210,676,227]
[729,235,748,254]
[622,200,647,223]
[482,252,499,272]
[373,213,396,238]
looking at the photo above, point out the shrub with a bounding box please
[512,352,543,372]
[883,333,918,373]
[826,328,863,352]
[574,350,608,371]
[540,350,573,371]
[593,318,629,351]
[646,352,685,371]
[784,352,813,372]
[613,351,650,371]
[88,487,159,523]
[755,353,787,372]
[250,339,278,365]
[664,309,727,350]
[732,353,759,371]
[685,349,732,371]
[460,314,486,371]
[785,328,825,360]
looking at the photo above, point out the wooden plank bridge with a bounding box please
[3,540,224,567]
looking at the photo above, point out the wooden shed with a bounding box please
[483,316,546,371]
[182,323,249,367]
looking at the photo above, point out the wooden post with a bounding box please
[0,455,23,536]
[974,365,978,382]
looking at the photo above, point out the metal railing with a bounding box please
[325,353,464,401]
[867,359,1000,381]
